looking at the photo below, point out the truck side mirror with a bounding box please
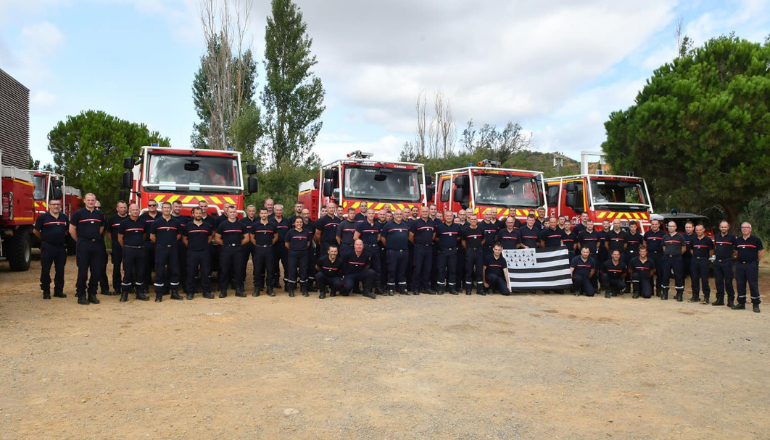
[425,175,433,186]
[119,189,129,202]
[426,185,435,202]
[453,187,465,203]
[121,171,133,189]
[247,176,259,194]
[52,188,63,200]
[565,192,576,208]
[312,179,318,189]
[123,157,135,169]
[454,175,468,188]
[323,180,334,197]
[324,169,336,180]
[565,182,576,193]
[246,163,257,175]
[52,179,63,188]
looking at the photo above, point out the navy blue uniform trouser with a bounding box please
[76,240,103,296]
[690,258,710,296]
[253,246,274,288]
[344,269,375,294]
[287,249,308,286]
[430,244,439,289]
[600,273,625,293]
[364,245,381,283]
[485,272,510,295]
[573,274,595,296]
[456,248,465,286]
[122,246,145,291]
[178,243,187,288]
[111,243,123,291]
[713,259,735,301]
[406,243,414,290]
[99,241,109,291]
[465,249,484,287]
[187,249,211,294]
[241,243,255,285]
[648,251,663,290]
[412,244,433,291]
[736,261,760,305]
[631,272,653,298]
[387,249,408,292]
[40,242,67,293]
[144,241,156,286]
[155,245,180,291]
[316,272,343,292]
[683,254,692,280]
[436,248,457,290]
[379,246,388,287]
[662,254,684,292]
[274,244,288,284]
[219,245,244,290]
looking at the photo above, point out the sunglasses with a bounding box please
[148,204,157,207]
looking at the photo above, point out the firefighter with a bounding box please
[251,207,277,297]
[689,224,714,303]
[661,221,687,301]
[150,202,183,302]
[435,210,461,294]
[354,209,384,295]
[712,221,736,307]
[182,206,214,299]
[314,202,340,258]
[355,202,368,222]
[34,198,69,299]
[682,221,696,289]
[644,219,666,296]
[539,217,563,248]
[483,243,511,296]
[302,208,318,292]
[570,246,596,297]
[94,201,112,296]
[456,209,468,287]
[377,209,389,291]
[518,215,539,249]
[264,198,275,217]
[270,204,290,289]
[605,219,627,258]
[600,249,627,298]
[106,200,128,297]
[69,193,106,305]
[240,205,258,290]
[480,210,499,257]
[428,204,440,291]
[315,244,344,299]
[497,216,520,249]
[198,199,217,289]
[118,203,149,301]
[629,246,655,299]
[732,222,764,313]
[409,206,436,295]
[461,215,485,295]
[381,209,410,295]
[561,222,577,261]
[139,200,159,292]
[171,200,189,292]
[341,239,376,299]
[573,212,590,235]
[285,216,312,297]
[597,219,611,268]
[337,207,358,260]
[624,221,644,292]
[287,201,304,226]
[215,205,248,298]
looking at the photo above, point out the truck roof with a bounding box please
[435,166,543,177]
[1,165,33,183]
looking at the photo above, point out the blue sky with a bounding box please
[1,0,768,168]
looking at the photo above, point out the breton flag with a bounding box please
[503,246,572,291]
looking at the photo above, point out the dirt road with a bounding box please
[1,255,768,439]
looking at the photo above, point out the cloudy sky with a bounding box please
[1,0,768,168]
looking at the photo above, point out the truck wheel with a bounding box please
[8,228,32,271]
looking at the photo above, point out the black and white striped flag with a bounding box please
[503,246,572,291]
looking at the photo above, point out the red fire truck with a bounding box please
[298,151,431,221]
[434,160,546,221]
[120,146,258,216]
[544,174,654,232]
[1,152,63,270]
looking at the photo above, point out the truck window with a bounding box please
[146,154,241,191]
[343,167,421,203]
[546,185,559,207]
[440,178,450,202]
[590,179,647,204]
[472,174,540,208]
[32,176,46,201]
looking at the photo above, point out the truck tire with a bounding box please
[8,228,32,271]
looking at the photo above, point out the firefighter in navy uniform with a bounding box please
[600,249,627,298]
[285,216,312,297]
[409,206,436,295]
[461,216,485,295]
[105,200,128,297]
[661,221,687,301]
[34,199,69,299]
[150,202,184,302]
[69,193,106,305]
[496,217,521,250]
[644,219,666,296]
[341,239,376,299]
[117,204,150,301]
[435,211,462,295]
[480,210,499,257]
[732,222,764,313]
[381,210,410,295]
[270,204,290,289]
[570,246,596,297]
[314,202,340,258]
[354,209,384,295]
[182,207,214,300]
[315,244,344,299]
[539,217,564,248]
[251,207,277,297]
[94,201,112,296]
[577,219,601,289]
[138,201,159,293]
[215,205,249,298]
[518,215,540,249]
[712,221,737,307]
[337,207,358,260]
[301,209,318,292]
[629,246,655,299]
[624,222,644,292]
[561,223,577,261]
[171,200,189,292]
[688,224,714,303]
[240,205,258,291]
[483,243,511,296]
[682,221,696,290]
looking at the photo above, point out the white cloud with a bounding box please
[30,90,58,109]
[315,134,407,164]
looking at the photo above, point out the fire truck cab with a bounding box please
[28,170,66,245]
[120,146,259,217]
[298,151,431,221]
[544,174,654,232]
[434,159,546,221]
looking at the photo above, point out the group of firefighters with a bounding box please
[34,194,764,312]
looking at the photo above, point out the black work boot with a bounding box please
[731,302,746,310]
[702,293,709,304]
[727,297,735,308]
[155,292,162,303]
[676,290,684,302]
[632,286,640,299]
[605,289,612,299]
[77,294,89,305]
[235,288,246,298]
[753,304,761,313]
[375,285,385,296]
[170,289,183,300]
[319,290,326,299]
[88,292,100,304]
[54,290,66,298]
[661,289,669,300]
[712,296,725,306]
[186,292,194,300]
[656,286,662,297]
[301,284,309,297]
[287,285,295,297]
[136,288,149,301]
[43,290,51,300]
[688,293,700,303]
[119,291,129,302]
[252,287,261,297]
[202,291,214,299]
[267,286,275,297]
[219,289,227,298]
[466,286,472,295]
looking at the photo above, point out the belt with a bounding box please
[716,258,732,263]
[366,244,379,247]
[738,260,757,264]
[649,250,661,253]
[225,243,240,247]
[256,244,271,248]
[416,243,432,246]
[695,256,709,260]
[441,247,457,251]
[467,247,481,251]
[388,249,407,252]
[159,244,177,248]
[341,243,354,247]
[44,242,66,247]
[78,238,97,242]
[124,245,143,249]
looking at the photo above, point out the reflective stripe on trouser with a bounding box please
[40,242,67,292]
[121,246,145,289]
[436,248,457,288]
[76,240,103,296]
[631,272,653,298]
[187,250,211,294]
[690,259,711,296]
[713,260,735,300]
[735,261,760,305]
[154,245,180,289]
[287,249,308,286]
[662,254,684,291]
[387,249,408,291]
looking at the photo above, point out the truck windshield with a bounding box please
[32,175,46,200]
[590,178,647,205]
[472,174,540,208]
[145,154,241,192]
[343,167,421,203]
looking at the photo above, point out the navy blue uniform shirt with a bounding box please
[285,228,312,251]
[150,216,182,246]
[217,219,246,246]
[119,218,146,247]
[355,221,382,246]
[316,255,343,277]
[484,253,508,278]
[435,222,461,248]
[690,235,714,259]
[644,229,665,252]
[315,214,340,244]
[570,255,595,278]
[410,218,436,245]
[518,225,540,248]
[629,256,654,279]
[71,208,105,240]
[539,227,563,248]
[183,220,213,251]
[343,251,370,274]
[381,221,409,250]
[461,225,484,249]
[601,260,627,279]
[496,228,520,250]
[252,220,276,246]
[35,212,69,246]
[735,235,763,262]
[714,233,736,260]
[337,219,358,246]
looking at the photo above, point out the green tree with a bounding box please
[261,0,325,170]
[602,35,770,229]
[47,110,169,215]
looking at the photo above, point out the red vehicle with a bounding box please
[120,146,258,216]
[544,174,654,232]
[64,186,83,217]
[298,151,431,221]
[434,160,546,221]
[28,170,67,246]
[1,152,63,270]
